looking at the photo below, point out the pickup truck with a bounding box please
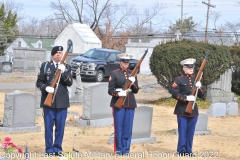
[70,48,139,82]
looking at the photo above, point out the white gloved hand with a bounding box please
[195,81,202,89]
[186,95,196,101]
[46,86,54,93]
[118,90,127,97]
[58,64,66,73]
[128,76,135,84]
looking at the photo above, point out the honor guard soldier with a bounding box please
[36,46,73,156]
[171,58,204,157]
[108,53,139,155]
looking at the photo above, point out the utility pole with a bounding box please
[202,0,216,43]
[181,0,183,21]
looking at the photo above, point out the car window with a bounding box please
[108,54,116,61]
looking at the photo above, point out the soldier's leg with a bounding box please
[113,107,125,155]
[43,107,55,154]
[122,108,135,154]
[177,116,188,153]
[53,108,68,154]
[186,116,198,153]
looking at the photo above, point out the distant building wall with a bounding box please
[13,47,47,71]
[125,36,175,74]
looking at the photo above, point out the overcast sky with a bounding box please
[16,0,240,31]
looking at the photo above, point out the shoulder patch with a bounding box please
[172,82,178,88]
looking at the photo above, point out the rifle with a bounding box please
[185,51,209,114]
[114,49,148,109]
[44,45,72,107]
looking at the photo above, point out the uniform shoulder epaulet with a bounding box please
[177,75,184,78]
[113,69,120,72]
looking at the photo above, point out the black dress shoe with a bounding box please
[55,151,63,156]
[184,152,196,157]
[45,152,55,157]
[177,152,186,157]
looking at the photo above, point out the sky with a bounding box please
[16,0,240,31]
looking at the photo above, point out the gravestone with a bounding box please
[0,91,41,133]
[68,79,76,103]
[75,83,112,127]
[226,102,238,116]
[1,62,12,74]
[35,87,42,116]
[207,103,226,118]
[108,105,156,144]
[195,113,211,135]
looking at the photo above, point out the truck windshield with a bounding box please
[83,49,109,60]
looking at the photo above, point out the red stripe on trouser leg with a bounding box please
[112,107,116,153]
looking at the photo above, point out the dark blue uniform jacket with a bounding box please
[36,61,73,108]
[108,68,139,108]
[171,74,204,117]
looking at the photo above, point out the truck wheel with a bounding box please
[95,70,104,82]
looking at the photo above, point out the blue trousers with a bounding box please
[113,107,135,154]
[177,115,198,154]
[43,107,67,153]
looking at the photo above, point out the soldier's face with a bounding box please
[119,61,129,70]
[52,51,63,63]
[183,66,194,74]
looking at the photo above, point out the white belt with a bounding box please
[115,88,132,92]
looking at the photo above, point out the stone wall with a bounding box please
[12,47,47,71]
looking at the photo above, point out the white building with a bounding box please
[54,23,102,54]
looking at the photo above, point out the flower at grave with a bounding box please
[2,137,22,154]
[59,150,74,160]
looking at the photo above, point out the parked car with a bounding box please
[70,48,139,82]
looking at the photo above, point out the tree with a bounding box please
[224,21,240,46]
[49,0,164,47]
[0,3,17,55]
[168,16,198,34]
[149,39,232,95]
[228,46,240,95]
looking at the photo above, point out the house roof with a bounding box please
[20,36,55,51]
[55,23,101,44]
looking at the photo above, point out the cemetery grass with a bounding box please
[0,73,240,160]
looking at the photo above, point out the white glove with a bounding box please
[186,95,196,101]
[118,90,127,97]
[128,76,135,84]
[46,86,54,93]
[195,81,202,89]
[58,64,66,73]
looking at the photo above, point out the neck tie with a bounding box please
[56,63,58,69]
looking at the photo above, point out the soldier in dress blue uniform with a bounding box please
[36,46,73,156]
[108,53,139,155]
[171,58,204,157]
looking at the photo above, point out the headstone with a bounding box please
[206,103,226,118]
[226,102,238,116]
[75,83,112,127]
[35,87,42,116]
[68,79,76,102]
[0,91,41,133]
[108,105,156,144]
[195,113,211,135]
[1,62,13,74]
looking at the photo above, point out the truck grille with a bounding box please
[71,61,88,75]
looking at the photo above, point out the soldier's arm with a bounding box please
[108,72,119,97]
[130,76,139,94]
[171,78,187,102]
[36,62,47,92]
[60,64,73,86]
